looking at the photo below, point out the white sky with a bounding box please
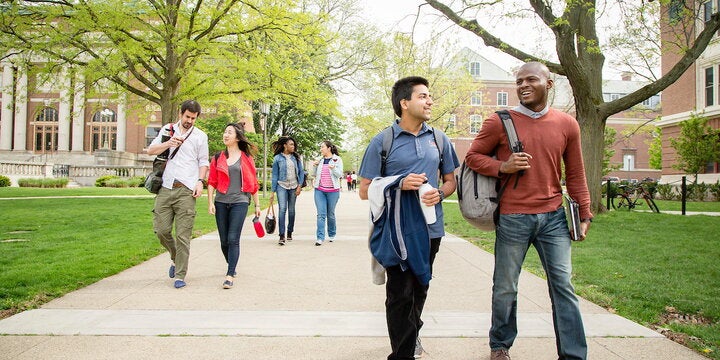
[358,0,528,74]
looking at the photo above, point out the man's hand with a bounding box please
[500,152,533,174]
[193,182,203,198]
[401,173,427,191]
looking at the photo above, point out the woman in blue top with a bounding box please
[311,140,343,246]
[270,136,305,246]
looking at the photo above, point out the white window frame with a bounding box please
[470,115,482,134]
[469,61,481,77]
[448,114,456,131]
[497,92,508,106]
[471,91,482,106]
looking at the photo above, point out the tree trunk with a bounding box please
[577,108,607,215]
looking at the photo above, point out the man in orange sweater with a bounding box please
[466,62,593,360]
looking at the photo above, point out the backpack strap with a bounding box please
[496,110,522,153]
[431,127,445,173]
[380,126,394,177]
[496,110,524,187]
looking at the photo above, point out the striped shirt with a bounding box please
[317,158,339,192]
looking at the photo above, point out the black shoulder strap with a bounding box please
[380,126,394,177]
[495,110,523,188]
[431,127,445,172]
[496,110,522,153]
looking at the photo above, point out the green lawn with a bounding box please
[0,187,269,316]
[1,188,718,358]
[443,202,720,359]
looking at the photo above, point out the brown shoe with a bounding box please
[286,232,292,241]
[490,348,510,360]
[278,234,285,246]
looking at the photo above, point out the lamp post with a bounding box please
[259,101,270,198]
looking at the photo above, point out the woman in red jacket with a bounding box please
[207,123,261,289]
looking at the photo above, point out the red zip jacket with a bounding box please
[208,151,259,195]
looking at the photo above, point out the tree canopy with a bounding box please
[423,0,720,212]
[670,113,720,183]
[0,0,375,126]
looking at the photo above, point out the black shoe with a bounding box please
[279,234,285,246]
[286,232,292,241]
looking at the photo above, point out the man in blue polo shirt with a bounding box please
[359,76,459,360]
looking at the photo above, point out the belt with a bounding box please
[172,180,186,189]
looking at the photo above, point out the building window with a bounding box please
[469,62,481,77]
[146,126,161,147]
[623,154,635,171]
[610,93,621,101]
[704,1,713,23]
[669,0,685,23]
[470,115,482,134]
[497,92,508,106]
[447,114,456,131]
[706,66,714,107]
[471,91,482,106]
[90,108,117,151]
[642,98,652,107]
[33,107,59,152]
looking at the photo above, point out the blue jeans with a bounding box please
[214,201,249,276]
[490,207,587,360]
[275,187,298,236]
[313,189,339,240]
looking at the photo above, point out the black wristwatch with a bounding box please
[437,189,445,202]
[581,218,593,223]
[198,179,207,187]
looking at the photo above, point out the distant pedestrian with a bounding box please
[207,123,261,289]
[311,140,343,246]
[270,136,305,246]
[351,171,357,191]
[147,100,209,289]
[346,172,353,191]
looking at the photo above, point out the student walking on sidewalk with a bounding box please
[466,62,593,360]
[207,123,261,289]
[147,100,209,289]
[359,76,459,359]
[311,140,343,246]
[270,136,305,246]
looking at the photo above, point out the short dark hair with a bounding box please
[180,100,201,116]
[391,76,429,118]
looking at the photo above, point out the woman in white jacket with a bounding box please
[311,140,343,246]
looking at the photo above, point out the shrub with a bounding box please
[655,184,678,201]
[131,176,145,188]
[17,178,68,188]
[688,182,710,201]
[710,181,720,202]
[0,175,10,187]
[95,175,120,187]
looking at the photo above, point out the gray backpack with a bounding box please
[457,110,521,231]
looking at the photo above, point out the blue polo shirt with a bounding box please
[359,121,459,238]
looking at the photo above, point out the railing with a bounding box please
[1,161,151,186]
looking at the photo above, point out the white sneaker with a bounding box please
[315,240,323,246]
[329,236,335,242]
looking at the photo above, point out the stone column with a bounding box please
[71,73,85,152]
[13,66,27,151]
[0,64,14,150]
[57,67,72,151]
[116,96,126,152]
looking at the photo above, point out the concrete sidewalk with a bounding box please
[0,189,704,360]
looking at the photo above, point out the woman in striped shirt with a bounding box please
[311,141,344,246]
